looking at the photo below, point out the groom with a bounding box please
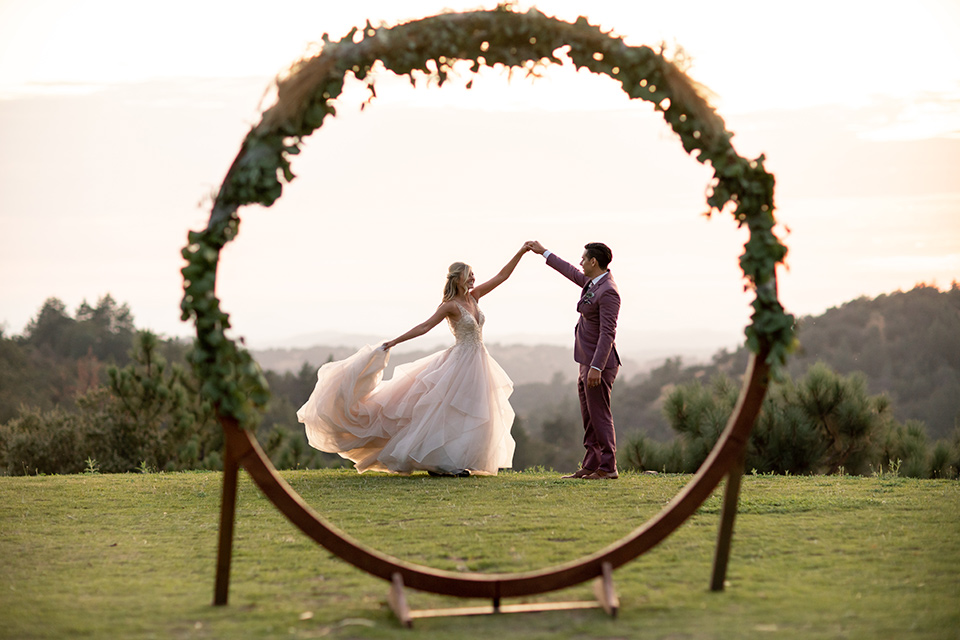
[526,241,621,479]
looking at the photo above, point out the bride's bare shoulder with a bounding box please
[437,299,461,317]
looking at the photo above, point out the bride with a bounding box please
[297,244,530,476]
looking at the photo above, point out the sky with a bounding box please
[1,0,958,360]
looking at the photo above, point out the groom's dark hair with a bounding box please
[584,242,613,269]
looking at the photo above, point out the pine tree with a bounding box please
[633,362,898,476]
[82,330,219,472]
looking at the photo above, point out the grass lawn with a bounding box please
[1,468,958,639]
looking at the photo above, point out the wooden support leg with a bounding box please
[593,561,619,617]
[389,573,412,628]
[213,431,241,606]
[710,451,746,592]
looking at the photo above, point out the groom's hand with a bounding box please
[526,240,546,255]
[587,368,602,387]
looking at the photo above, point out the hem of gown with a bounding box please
[354,455,503,476]
[354,464,502,477]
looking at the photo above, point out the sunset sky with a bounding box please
[1,0,958,359]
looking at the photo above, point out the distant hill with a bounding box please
[710,283,960,441]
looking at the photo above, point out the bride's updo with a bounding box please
[443,262,471,301]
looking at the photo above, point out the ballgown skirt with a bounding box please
[297,343,516,475]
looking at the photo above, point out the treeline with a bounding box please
[2,285,958,477]
[623,363,960,478]
[0,296,341,475]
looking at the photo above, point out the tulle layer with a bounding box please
[297,343,516,475]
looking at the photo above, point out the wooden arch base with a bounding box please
[213,348,770,626]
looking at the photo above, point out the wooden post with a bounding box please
[593,561,619,617]
[710,451,746,591]
[389,573,412,627]
[213,425,241,605]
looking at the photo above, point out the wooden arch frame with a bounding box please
[182,6,793,626]
[214,352,768,623]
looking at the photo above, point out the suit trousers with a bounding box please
[577,363,619,473]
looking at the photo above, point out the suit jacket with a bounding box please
[546,253,621,370]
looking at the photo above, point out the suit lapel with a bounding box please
[580,272,614,309]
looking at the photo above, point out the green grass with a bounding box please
[1,469,958,639]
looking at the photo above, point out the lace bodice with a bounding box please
[448,303,484,347]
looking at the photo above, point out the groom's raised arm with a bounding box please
[526,241,589,287]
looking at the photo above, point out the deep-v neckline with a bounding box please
[457,301,480,324]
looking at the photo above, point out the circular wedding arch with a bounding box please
[180,6,794,621]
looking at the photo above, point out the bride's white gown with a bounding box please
[296,304,516,475]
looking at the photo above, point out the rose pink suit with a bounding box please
[546,253,622,473]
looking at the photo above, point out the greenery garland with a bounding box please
[181,5,795,426]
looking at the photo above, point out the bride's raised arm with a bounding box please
[471,244,530,300]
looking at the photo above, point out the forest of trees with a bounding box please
[0,296,338,475]
[1,284,958,477]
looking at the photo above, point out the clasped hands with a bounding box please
[524,240,545,255]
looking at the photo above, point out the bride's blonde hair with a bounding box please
[442,262,471,302]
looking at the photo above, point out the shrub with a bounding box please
[1,407,91,475]
[660,374,739,472]
[929,425,960,479]
[878,419,931,478]
[260,425,342,470]
[621,434,685,473]
[750,384,825,475]
[622,362,916,476]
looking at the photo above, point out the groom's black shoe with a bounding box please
[582,469,619,480]
[561,468,596,479]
